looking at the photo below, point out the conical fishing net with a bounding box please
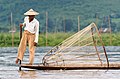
[42,23,109,67]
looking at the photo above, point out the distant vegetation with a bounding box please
[0,32,72,47]
[0,32,120,47]
[0,0,120,33]
[0,0,120,47]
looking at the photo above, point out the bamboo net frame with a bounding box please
[42,22,109,67]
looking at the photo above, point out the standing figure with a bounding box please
[16,9,39,65]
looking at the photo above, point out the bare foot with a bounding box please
[15,58,19,64]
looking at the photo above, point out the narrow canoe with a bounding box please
[21,63,120,70]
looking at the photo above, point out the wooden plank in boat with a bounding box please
[21,64,120,70]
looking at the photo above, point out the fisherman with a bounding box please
[15,9,39,65]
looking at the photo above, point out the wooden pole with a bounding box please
[19,24,22,71]
[46,12,48,46]
[4,34,6,46]
[91,28,102,65]
[54,18,57,33]
[78,16,80,32]
[10,12,14,47]
[93,23,109,67]
[95,14,98,45]
[20,26,22,40]
[10,12,12,26]
[63,16,66,32]
[12,32,14,47]
[108,15,112,45]
[96,14,98,26]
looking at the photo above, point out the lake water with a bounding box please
[0,47,120,79]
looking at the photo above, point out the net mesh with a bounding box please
[42,23,109,67]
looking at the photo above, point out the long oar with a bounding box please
[19,25,22,71]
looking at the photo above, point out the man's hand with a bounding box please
[19,23,23,27]
[33,42,37,46]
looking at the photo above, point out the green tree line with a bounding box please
[0,0,120,32]
[0,32,120,47]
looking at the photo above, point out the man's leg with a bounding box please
[28,34,35,65]
[16,32,27,64]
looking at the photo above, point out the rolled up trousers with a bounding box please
[17,30,36,64]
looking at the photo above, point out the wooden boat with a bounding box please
[19,23,120,70]
[21,63,120,70]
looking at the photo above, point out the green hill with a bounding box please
[0,0,120,32]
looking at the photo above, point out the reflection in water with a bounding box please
[19,70,37,78]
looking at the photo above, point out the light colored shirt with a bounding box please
[23,16,39,43]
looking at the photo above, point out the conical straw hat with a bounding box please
[24,9,39,15]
